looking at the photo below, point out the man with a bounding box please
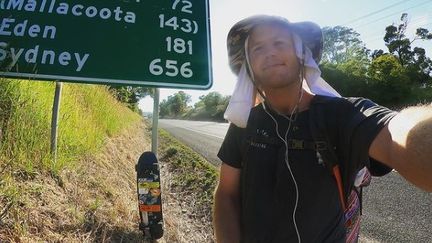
[213,15,432,243]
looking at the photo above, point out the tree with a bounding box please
[170,91,191,116]
[371,49,385,60]
[159,99,170,117]
[200,92,223,114]
[159,91,191,118]
[383,13,412,67]
[409,47,432,84]
[367,54,411,104]
[322,26,369,64]
[188,92,230,121]
[416,28,432,40]
[320,62,369,98]
[383,13,432,84]
[109,85,153,111]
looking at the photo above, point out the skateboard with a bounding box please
[136,151,164,240]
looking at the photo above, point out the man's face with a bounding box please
[247,23,300,89]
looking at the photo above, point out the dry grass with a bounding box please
[157,130,218,243]
[159,163,215,243]
[0,122,149,242]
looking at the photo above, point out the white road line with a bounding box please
[179,126,226,140]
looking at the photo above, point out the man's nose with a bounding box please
[264,46,278,58]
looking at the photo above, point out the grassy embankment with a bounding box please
[157,129,218,242]
[0,78,219,242]
[0,79,141,241]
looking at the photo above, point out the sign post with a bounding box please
[152,88,160,156]
[50,81,62,162]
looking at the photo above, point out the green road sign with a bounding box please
[0,0,213,89]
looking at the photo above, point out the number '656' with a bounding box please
[149,59,193,78]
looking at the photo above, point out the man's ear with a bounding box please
[253,88,265,106]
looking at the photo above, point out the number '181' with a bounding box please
[166,37,192,55]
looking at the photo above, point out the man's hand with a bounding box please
[213,163,242,243]
[369,105,432,192]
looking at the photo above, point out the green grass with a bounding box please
[0,79,140,175]
[0,78,141,239]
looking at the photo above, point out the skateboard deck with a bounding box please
[136,151,163,240]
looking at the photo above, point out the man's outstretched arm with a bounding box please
[370,105,432,192]
[213,163,242,243]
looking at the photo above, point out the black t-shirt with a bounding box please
[217,95,397,243]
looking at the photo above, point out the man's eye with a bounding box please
[275,41,286,47]
[252,46,263,53]
[253,46,262,51]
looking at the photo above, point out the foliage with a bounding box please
[382,13,432,84]
[320,63,369,98]
[159,91,230,121]
[367,54,411,105]
[383,14,412,67]
[0,79,142,240]
[188,92,230,121]
[0,79,141,175]
[322,54,416,106]
[159,91,191,118]
[108,85,153,112]
[322,26,369,64]
[159,129,218,212]
[320,13,432,107]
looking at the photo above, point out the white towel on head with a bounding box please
[291,34,341,98]
[223,64,255,128]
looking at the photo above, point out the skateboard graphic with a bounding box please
[136,151,164,240]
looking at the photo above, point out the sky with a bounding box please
[139,0,432,112]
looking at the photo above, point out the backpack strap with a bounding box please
[310,96,369,243]
[308,96,348,210]
[333,165,347,211]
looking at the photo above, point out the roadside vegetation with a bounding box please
[158,129,218,242]
[0,79,218,242]
[0,79,141,241]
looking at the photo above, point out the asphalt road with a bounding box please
[159,119,228,166]
[159,119,432,243]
